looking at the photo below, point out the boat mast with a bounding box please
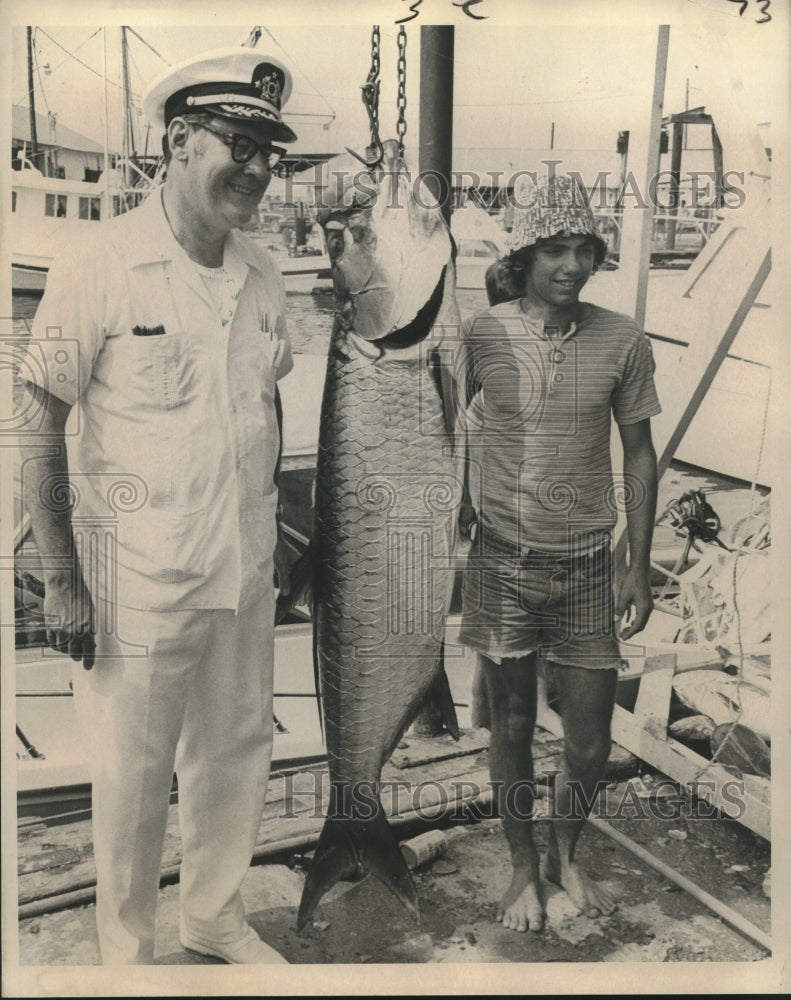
[121,25,137,196]
[102,27,111,216]
[26,26,41,172]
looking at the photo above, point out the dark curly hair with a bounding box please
[506,233,608,274]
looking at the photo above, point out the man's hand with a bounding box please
[44,574,96,669]
[615,566,653,641]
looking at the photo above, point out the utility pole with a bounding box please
[413,25,455,739]
[418,25,455,226]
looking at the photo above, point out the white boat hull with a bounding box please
[11,262,48,293]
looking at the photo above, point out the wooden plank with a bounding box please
[631,653,677,739]
[610,703,770,840]
[18,845,81,877]
[390,727,489,769]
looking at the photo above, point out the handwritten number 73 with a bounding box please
[727,0,772,23]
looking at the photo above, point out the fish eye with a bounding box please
[349,225,372,244]
[326,231,346,258]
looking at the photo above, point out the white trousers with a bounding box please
[72,585,275,965]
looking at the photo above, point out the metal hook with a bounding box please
[345,80,384,168]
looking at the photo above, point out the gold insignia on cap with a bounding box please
[256,72,282,106]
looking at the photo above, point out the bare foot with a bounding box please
[545,851,617,918]
[496,869,545,933]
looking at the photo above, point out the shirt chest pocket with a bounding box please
[123,333,203,410]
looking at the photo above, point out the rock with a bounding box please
[669,714,716,742]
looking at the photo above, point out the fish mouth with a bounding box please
[373,266,447,349]
[352,282,391,297]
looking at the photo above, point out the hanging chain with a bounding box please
[367,25,381,140]
[347,26,384,168]
[396,25,408,152]
[347,25,407,167]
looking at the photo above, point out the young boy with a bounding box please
[458,172,660,932]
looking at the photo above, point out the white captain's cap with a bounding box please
[141,46,298,143]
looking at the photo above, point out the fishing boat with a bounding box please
[11,160,128,294]
[10,160,334,296]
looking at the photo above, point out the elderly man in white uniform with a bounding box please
[18,48,299,965]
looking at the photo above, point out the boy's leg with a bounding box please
[544,662,618,917]
[477,652,544,932]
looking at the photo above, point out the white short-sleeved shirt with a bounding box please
[462,300,661,553]
[21,188,293,612]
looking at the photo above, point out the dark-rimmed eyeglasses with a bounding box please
[191,120,285,169]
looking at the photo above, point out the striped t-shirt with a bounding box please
[461,300,661,553]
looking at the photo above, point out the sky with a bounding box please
[6,2,788,178]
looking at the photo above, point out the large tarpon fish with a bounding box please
[295,140,463,930]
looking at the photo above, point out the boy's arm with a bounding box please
[616,418,657,640]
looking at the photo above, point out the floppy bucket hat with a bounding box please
[505,171,604,255]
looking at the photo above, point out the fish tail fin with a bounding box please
[362,809,419,920]
[297,805,418,931]
[296,816,358,931]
